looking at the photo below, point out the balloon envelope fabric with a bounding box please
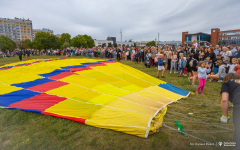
[0,58,190,138]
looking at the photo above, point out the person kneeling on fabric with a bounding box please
[220,73,240,149]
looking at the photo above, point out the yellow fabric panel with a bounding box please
[72,90,101,102]
[110,80,132,88]
[92,84,130,96]
[0,83,22,95]
[46,84,88,98]
[107,98,158,116]
[86,106,151,138]
[146,86,182,101]
[78,69,120,84]
[60,74,104,89]
[120,93,165,109]
[91,66,153,88]
[88,95,117,105]
[0,59,44,68]
[105,63,166,85]
[48,58,100,67]
[44,99,102,119]
[0,68,43,85]
[121,84,143,92]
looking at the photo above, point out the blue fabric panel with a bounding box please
[81,62,102,65]
[11,78,54,89]
[0,90,41,107]
[158,83,189,96]
[7,108,42,114]
[61,65,86,69]
[39,69,68,77]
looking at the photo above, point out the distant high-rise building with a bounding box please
[107,36,116,44]
[32,28,53,39]
[55,34,61,38]
[0,17,33,42]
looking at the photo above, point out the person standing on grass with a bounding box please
[26,50,30,59]
[170,51,178,73]
[220,73,240,150]
[18,50,22,61]
[157,53,165,78]
[196,61,211,95]
[135,52,139,64]
[178,54,186,77]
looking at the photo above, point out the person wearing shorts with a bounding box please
[157,53,165,78]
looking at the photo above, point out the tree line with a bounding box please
[0,33,95,52]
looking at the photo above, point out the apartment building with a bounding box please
[0,17,33,42]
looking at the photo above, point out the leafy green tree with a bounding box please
[59,33,71,48]
[72,34,95,48]
[0,35,16,52]
[25,39,33,49]
[146,41,156,46]
[16,40,27,50]
[62,41,70,49]
[83,34,95,48]
[32,32,60,50]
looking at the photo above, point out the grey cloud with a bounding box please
[0,0,240,41]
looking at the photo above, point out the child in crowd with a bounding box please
[145,58,151,68]
[205,57,212,68]
[186,54,194,80]
[207,60,226,82]
[227,58,237,73]
[234,58,240,75]
[131,52,134,61]
[135,52,139,64]
[189,56,198,86]
[157,53,165,78]
[213,54,222,74]
[223,56,231,66]
[178,55,186,77]
[196,61,211,95]
[170,51,178,73]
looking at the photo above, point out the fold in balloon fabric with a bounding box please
[0,58,190,138]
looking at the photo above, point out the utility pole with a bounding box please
[158,32,159,47]
[120,28,122,42]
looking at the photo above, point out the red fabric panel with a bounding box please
[8,93,67,111]
[27,81,69,92]
[42,112,86,124]
[67,67,92,72]
[48,72,76,80]
[0,68,10,71]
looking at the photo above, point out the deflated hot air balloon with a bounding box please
[0,58,190,138]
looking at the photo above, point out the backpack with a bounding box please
[189,59,195,67]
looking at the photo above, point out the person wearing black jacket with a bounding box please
[116,47,121,61]
[187,53,198,86]
[18,50,22,61]
[220,73,240,149]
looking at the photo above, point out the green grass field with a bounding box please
[0,55,234,150]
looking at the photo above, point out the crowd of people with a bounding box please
[2,42,240,95]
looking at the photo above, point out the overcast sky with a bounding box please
[1,0,240,42]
